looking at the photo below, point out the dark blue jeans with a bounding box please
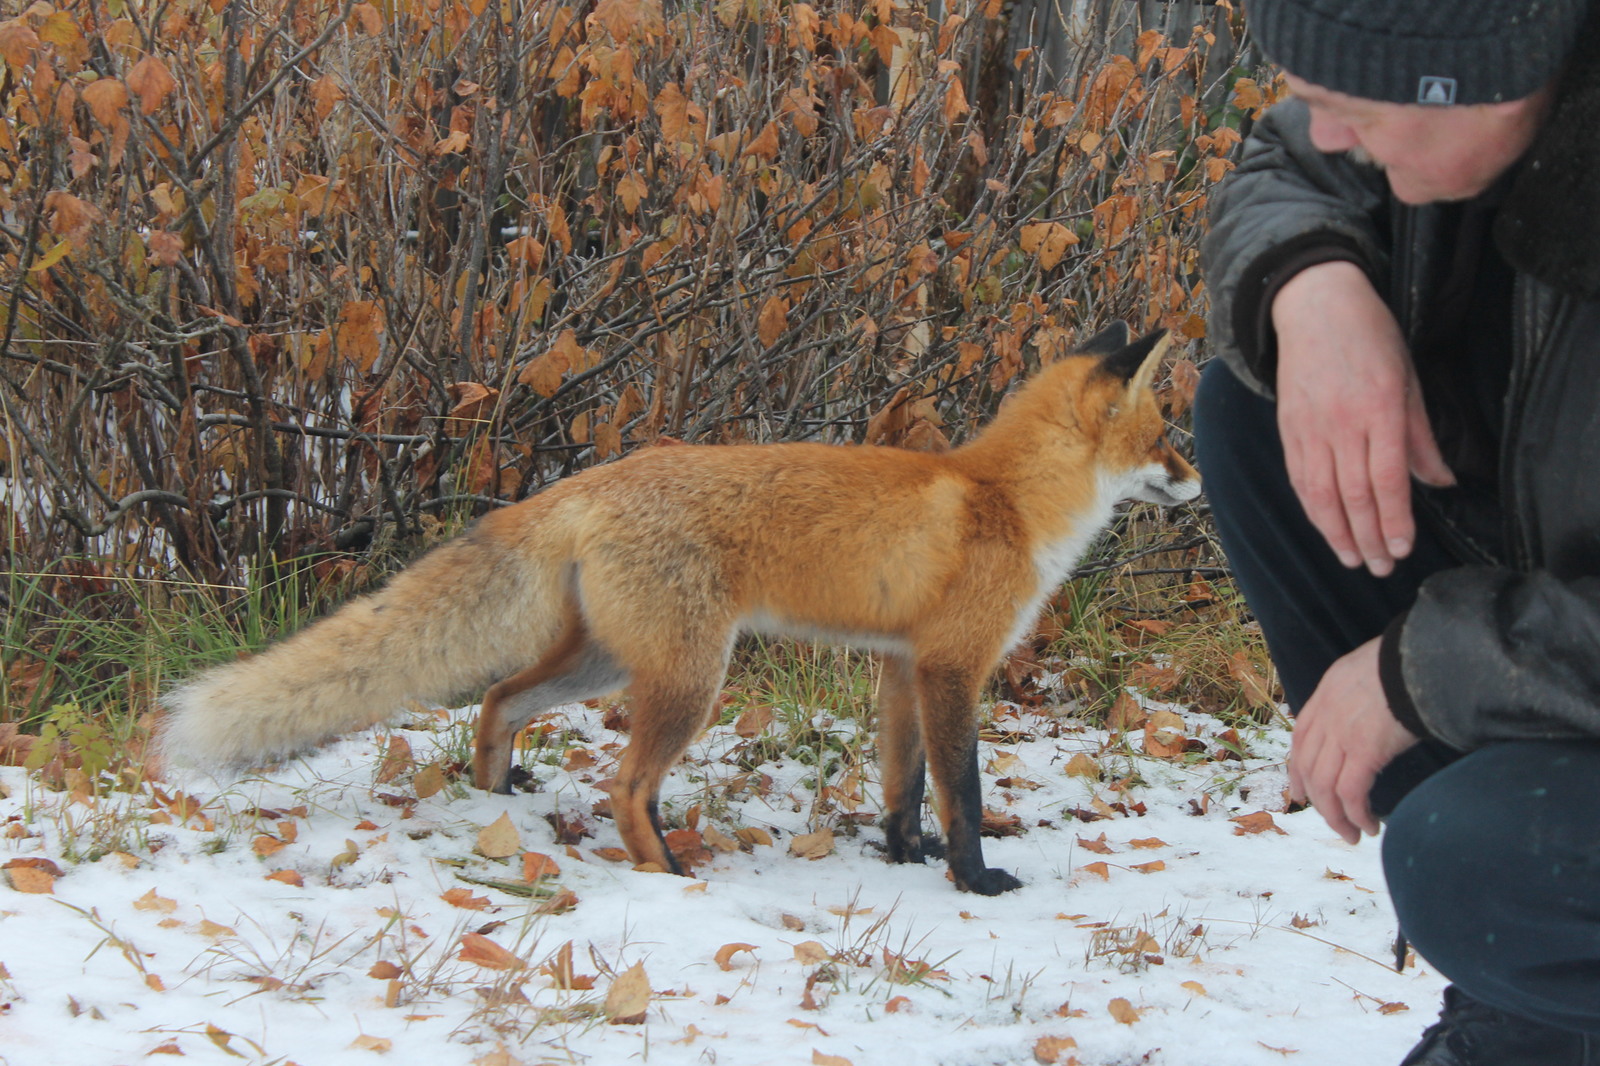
[1193,359,1600,1036]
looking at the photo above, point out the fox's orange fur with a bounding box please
[160,326,1199,894]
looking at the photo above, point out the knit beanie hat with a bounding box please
[1247,0,1592,105]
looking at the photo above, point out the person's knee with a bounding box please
[1383,743,1600,983]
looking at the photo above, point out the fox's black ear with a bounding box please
[1098,329,1168,385]
[1073,321,1131,356]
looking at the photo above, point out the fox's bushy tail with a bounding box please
[158,530,564,770]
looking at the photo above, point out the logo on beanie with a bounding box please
[1417,76,1458,105]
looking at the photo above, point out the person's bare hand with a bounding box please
[1272,261,1455,577]
[1288,637,1421,844]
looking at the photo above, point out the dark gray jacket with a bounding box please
[1201,22,1600,752]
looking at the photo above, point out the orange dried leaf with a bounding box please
[788,829,834,860]
[1019,221,1078,271]
[134,888,178,913]
[441,887,492,910]
[522,852,560,881]
[1076,833,1114,855]
[458,932,524,970]
[1064,753,1100,778]
[605,961,651,1023]
[126,55,176,114]
[1231,811,1287,836]
[757,293,789,348]
[1109,997,1142,1024]
[477,812,521,859]
[1142,709,1187,759]
[4,866,54,894]
[714,942,756,971]
[1033,1035,1079,1064]
[733,703,775,738]
[81,77,128,125]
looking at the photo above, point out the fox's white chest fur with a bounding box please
[1003,463,1173,654]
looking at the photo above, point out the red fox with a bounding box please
[160,324,1199,895]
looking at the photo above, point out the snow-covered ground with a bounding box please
[0,698,1443,1065]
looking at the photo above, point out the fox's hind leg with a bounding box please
[878,653,940,863]
[473,613,629,794]
[610,666,727,875]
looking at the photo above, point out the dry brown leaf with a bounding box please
[757,294,790,347]
[1378,1001,1410,1015]
[1129,837,1168,849]
[253,835,288,857]
[1019,221,1079,271]
[350,1034,392,1053]
[1108,996,1143,1024]
[605,961,651,1024]
[4,866,54,894]
[1033,1035,1079,1064]
[1231,811,1287,836]
[733,703,775,738]
[126,55,176,113]
[1229,650,1278,711]
[1063,753,1101,778]
[793,940,830,965]
[330,838,361,870]
[1106,692,1147,733]
[789,830,834,860]
[703,825,740,853]
[533,888,580,915]
[265,870,304,887]
[714,942,756,971]
[811,1052,852,1066]
[986,748,1023,775]
[521,852,560,880]
[1079,861,1111,881]
[1131,860,1166,874]
[458,932,524,971]
[735,826,775,848]
[412,763,446,799]
[81,77,128,126]
[196,920,236,939]
[1181,980,1208,997]
[476,809,521,857]
[1142,709,1187,759]
[376,735,414,784]
[442,887,491,910]
[1076,832,1114,855]
[134,888,178,913]
[369,961,404,979]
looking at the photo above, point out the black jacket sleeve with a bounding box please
[1396,567,1600,750]
[1201,100,1395,394]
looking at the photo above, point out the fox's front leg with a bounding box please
[918,661,1022,895]
[878,653,941,863]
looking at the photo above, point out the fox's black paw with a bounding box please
[882,834,946,864]
[959,867,1024,895]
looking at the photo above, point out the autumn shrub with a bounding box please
[0,0,1276,719]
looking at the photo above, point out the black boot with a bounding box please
[1400,986,1597,1065]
